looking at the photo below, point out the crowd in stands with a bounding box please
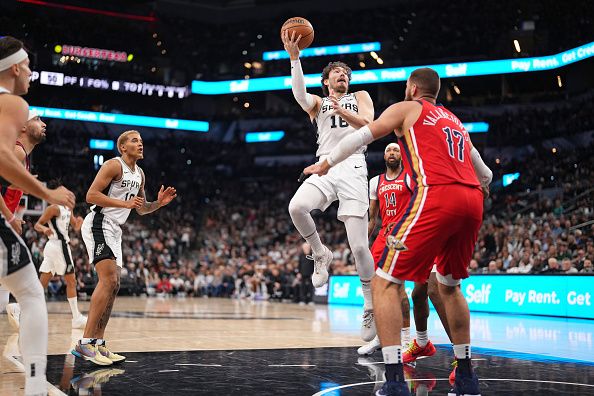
[16,113,592,303]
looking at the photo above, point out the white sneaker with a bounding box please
[309,246,333,288]
[72,315,87,329]
[6,303,20,331]
[361,309,376,342]
[357,335,381,356]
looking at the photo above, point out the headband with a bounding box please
[385,143,400,153]
[0,49,28,72]
[27,109,39,121]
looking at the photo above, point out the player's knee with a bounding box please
[427,280,440,301]
[102,273,120,292]
[288,197,307,217]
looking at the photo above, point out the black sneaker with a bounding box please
[448,369,481,396]
[375,381,412,396]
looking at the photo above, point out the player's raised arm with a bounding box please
[330,90,374,130]
[86,159,143,209]
[282,30,322,119]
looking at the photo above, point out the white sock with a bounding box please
[382,345,403,364]
[81,338,95,345]
[453,344,471,359]
[24,357,47,396]
[416,330,428,347]
[361,280,373,311]
[96,339,105,346]
[401,327,411,347]
[305,232,325,256]
[0,285,9,313]
[68,296,81,319]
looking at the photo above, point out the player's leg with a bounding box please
[72,258,118,365]
[403,280,437,363]
[0,283,9,312]
[62,243,86,328]
[427,271,453,341]
[344,214,376,341]
[371,274,410,395]
[400,284,411,347]
[1,220,48,395]
[288,182,333,287]
[435,186,483,396]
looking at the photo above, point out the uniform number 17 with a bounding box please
[442,127,465,162]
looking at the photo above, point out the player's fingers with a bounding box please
[295,34,302,43]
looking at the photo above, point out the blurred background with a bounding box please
[2,0,593,303]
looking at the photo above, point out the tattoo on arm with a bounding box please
[138,200,160,215]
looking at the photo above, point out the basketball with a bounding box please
[280,17,314,50]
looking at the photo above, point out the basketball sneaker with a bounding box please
[71,342,113,366]
[97,344,126,364]
[358,335,381,355]
[402,339,436,364]
[449,360,457,385]
[447,369,481,396]
[72,315,87,329]
[361,310,377,342]
[375,381,411,396]
[309,246,333,288]
[6,303,20,331]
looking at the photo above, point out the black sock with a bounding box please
[385,363,405,382]
[456,358,473,376]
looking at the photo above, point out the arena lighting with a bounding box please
[502,172,520,187]
[89,139,115,150]
[514,39,522,53]
[30,106,209,132]
[192,40,594,95]
[463,122,489,133]
[245,131,285,143]
[16,0,157,22]
[263,42,381,60]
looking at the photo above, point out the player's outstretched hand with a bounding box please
[282,29,302,60]
[47,186,75,209]
[329,95,344,116]
[43,228,54,237]
[303,160,331,177]
[126,196,144,209]
[157,185,177,207]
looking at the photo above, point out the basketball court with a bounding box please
[2,298,593,395]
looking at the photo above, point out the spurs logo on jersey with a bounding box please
[314,93,366,157]
[48,205,71,243]
[91,157,142,225]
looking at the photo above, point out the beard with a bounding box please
[332,82,348,94]
[404,88,413,101]
[385,159,401,171]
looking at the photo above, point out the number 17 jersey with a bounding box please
[401,100,480,188]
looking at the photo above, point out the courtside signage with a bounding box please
[329,275,594,319]
[192,41,594,94]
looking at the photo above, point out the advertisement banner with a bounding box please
[328,275,594,319]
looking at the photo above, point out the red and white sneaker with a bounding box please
[449,360,457,385]
[402,339,436,364]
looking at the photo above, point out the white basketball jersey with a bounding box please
[48,205,71,243]
[314,93,367,157]
[91,157,142,225]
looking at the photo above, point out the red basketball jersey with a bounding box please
[374,170,414,229]
[401,100,480,188]
[1,141,30,214]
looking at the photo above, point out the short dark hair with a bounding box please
[0,36,25,60]
[321,61,352,97]
[409,67,440,98]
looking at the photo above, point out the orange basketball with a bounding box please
[280,17,314,50]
